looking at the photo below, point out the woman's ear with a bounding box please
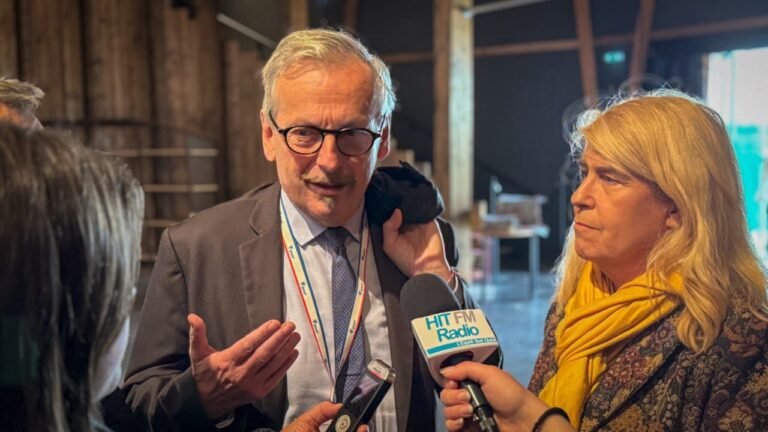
[665,206,681,229]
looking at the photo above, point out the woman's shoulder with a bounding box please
[714,305,768,359]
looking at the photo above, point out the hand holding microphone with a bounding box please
[401,273,501,432]
[441,362,569,432]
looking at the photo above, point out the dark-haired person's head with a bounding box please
[0,125,144,431]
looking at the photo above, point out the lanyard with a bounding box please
[279,198,370,396]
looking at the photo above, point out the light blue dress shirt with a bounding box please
[280,191,397,431]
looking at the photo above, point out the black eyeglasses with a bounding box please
[269,111,382,156]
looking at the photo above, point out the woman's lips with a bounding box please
[574,221,597,230]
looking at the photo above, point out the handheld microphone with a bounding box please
[401,273,500,432]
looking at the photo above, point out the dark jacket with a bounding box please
[121,165,490,432]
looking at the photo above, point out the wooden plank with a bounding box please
[433,0,474,219]
[19,0,84,125]
[85,0,157,254]
[381,15,768,65]
[381,51,433,64]
[188,0,222,211]
[0,0,18,77]
[343,0,359,32]
[111,148,219,158]
[224,41,277,198]
[240,48,277,190]
[652,15,768,41]
[150,1,191,220]
[143,184,220,193]
[476,38,579,57]
[629,0,655,91]
[287,0,308,33]
[573,0,598,106]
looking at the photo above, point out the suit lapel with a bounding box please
[581,309,683,431]
[370,223,413,432]
[238,183,287,424]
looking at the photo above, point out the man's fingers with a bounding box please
[188,313,212,363]
[253,332,301,378]
[241,321,298,371]
[383,208,403,236]
[230,319,283,361]
[261,349,300,393]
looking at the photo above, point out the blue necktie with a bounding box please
[324,227,366,401]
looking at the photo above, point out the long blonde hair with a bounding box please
[556,90,768,352]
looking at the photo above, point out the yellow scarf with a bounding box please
[538,262,682,428]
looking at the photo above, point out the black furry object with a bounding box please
[365,161,444,225]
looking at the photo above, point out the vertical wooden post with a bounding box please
[433,0,474,219]
[574,0,598,106]
[343,0,359,32]
[287,0,309,33]
[224,41,276,198]
[629,0,655,91]
[0,0,17,77]
[149,0,222,223]
[18,0,84,125]
[85,0,156,253]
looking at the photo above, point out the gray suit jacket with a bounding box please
[124,182,477,431]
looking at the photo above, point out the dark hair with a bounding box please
[0,125,143,431]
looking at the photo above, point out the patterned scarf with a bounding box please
[538,262,682,427]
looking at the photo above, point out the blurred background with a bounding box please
[2,0,766,383]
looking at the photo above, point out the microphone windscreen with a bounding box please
[400,273,461,321]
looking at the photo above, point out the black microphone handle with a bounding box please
[443,354,500,432]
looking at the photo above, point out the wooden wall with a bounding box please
[0,0,272,261]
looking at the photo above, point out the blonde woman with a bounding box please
[440,91,768,431]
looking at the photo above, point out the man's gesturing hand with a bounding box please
[188,313,301,420]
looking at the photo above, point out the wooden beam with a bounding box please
[343,0,358,32]
[652,15,768,40]
[476,38,579,57]
[110,147,219,158]
[287,0,308,33]
[629,0,655,91]
[434,0,474,219]
[0,0,17,77]
[143,184,220,193]
[381,15,768,64]
[573,0,598,106]
[381,51,433,64]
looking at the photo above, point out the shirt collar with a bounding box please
[280,190,364,247]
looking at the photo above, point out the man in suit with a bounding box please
[124,28,479,431]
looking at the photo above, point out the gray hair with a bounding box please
[261,28,396,125]
[0,77,45,116]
